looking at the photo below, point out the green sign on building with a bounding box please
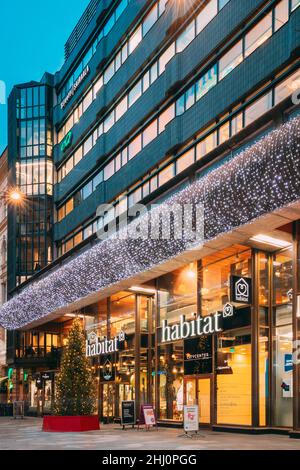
[60,131,73,153]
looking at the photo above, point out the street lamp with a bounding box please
[0,188,24,205]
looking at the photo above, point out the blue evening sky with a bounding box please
[0,0,91,154]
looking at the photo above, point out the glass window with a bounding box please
[158,263,197,323]
[157,343,184,421]
[83,89,93,113]
[143,71,150,92]
[116,96,128,121]
[74,147,83,166]
[121,43,128,63]
[291,0,300,11]
[176,95,185,116]
[143,120,158,147]
[231,112,244,135]
[128,135,142,160]
[245,13,272,57]
[176,21,195,53]
[158,164,174,187]
[196,65,218,101]
[83,224,93,240]
[82,181,93,200]
[159,43,175,73]
[116,0,127,19]
[176,148,195,174]
[275,69,300,105]
[196,0,218,35]
[219,41,243,81]
[217,328,252,426]
[159,104,175,133]
[185,86,195,110]
[94,76,103,96]
[65,198,74,216]
[83,135,93,156]
[143,4,158,36]
[121,147,128,166]
[275,0,289,31]
[104,112,115,133]
[115,153,121,172]
[150,175,158,193]
[272,247,293,427]
[158,0,167,16]
[128,187,142,207]
[142,181,150,198]
[104,160,115,181]
[219,0,230,8]
[115,52,122,71]
[65,157,73,175]
[219,121,230,144]
[104,62,115,85]
[245,91,272,126]
[128,81,142,107]
[74,231,83,247]
[129,26,142,54]
[196,131,217,159]
[93,171,103,189]
[150,63,158,84]
[104,15,114,36]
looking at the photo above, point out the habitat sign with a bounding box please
[86,330,125,357]
[161,312,223,343]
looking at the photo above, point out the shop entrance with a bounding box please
[185,376,212,425]
[101,382,135,422]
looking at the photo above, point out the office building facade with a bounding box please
[2,0,300,433]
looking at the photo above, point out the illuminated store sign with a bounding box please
[60,130,73,153]
[223,303,234,318]
[161,313,223,343]
[86,330,125,357]
[60,65,90,109]
[230,276,252,304]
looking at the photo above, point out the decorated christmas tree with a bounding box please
[53,318,96,416]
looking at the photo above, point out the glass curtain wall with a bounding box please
[272,247,293,427]
[157,262,197,421]
[258,252,270,427]
[15,84,53,286]
[203,248,253,426]
[297,222,300,431]
[84,292,153,421]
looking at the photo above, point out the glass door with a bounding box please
[185,376,212,425]
[102,383,115,422]
[198,378,211,424]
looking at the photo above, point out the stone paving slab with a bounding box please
[0,418,299,450]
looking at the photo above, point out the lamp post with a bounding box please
[0,189,24,205]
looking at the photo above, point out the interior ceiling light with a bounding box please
[250,234,291,248]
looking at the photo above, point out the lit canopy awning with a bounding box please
[1,117,300,330]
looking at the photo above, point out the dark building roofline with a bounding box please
[64,0,101,61]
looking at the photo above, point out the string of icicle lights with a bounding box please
[1,116,300,329]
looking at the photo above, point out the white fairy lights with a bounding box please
[1,117,300,329]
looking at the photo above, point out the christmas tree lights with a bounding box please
[53,318,96,416]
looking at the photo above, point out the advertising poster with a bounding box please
[184,405,199,432]
[140,405,156,427]
[121,400,135,426]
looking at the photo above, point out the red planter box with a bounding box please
[43,415,100,432]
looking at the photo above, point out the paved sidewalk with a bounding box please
[0,418,299,450]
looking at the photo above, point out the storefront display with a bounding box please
[11,235,300,432]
